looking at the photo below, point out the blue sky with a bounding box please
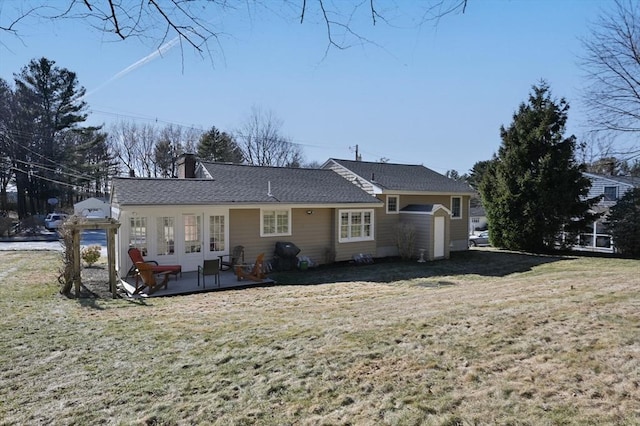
[0,0,611,174]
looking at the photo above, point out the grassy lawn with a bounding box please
[1,249,639,425]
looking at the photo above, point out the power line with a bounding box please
[12,159,95,182]
[2,131,104,181]
[10,166,93,190]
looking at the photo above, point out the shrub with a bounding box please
[81,245,102,267]
[0,217,13,237]
[395,223,416,260]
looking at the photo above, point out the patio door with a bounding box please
[206,212,228,261]
[182,213,204,272]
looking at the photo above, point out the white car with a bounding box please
[44,213,68,230]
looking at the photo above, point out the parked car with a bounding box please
[44,213,68,230]
[469,231,490,247]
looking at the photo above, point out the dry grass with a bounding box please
[0,249,639,425]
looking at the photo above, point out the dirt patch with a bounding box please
[77,264,114,299]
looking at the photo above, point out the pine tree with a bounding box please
[479,82,599,252]
[197,126,243,163]
[607,188,640,258]
[11,57,88,217]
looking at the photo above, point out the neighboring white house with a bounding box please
[576,173,639,252]
[469,206,487,234]
[74,197,111,218]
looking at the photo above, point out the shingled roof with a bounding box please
[326,159,474,194]
[112,163,381,206]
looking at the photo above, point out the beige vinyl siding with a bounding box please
[227,209,266,261]
[376,196,401,257]
[332,209,377,262]
[399,209,450,261]
[402,212,434,260]
[228,208,336,266]
[334,240,377,262]
[378,194,469,251]
[289,209,334,264]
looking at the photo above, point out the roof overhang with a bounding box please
[399,203,452,216]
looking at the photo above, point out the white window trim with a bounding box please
[451,196,462,219]
[338,209,375,243]
[260,208,292,237]
[386,195,399,214]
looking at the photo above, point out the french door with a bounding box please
[182,213,204,271]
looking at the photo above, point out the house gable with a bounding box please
[584,173,638,208]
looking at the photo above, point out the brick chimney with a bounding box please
[177,153,196,178]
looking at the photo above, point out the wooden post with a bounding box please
[107,228,117,298]
[62,218,121,299]
[73,229,82,297]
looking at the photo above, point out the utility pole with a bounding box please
[350,144,361,161]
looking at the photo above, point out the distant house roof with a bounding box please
[324,158,474,194]
[470,206,486,217]
[111,163,382,206]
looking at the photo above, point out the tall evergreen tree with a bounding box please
[607,187,640,258]
[0,78,13,212]
[197,126,243,163]
[11,57,88,217]
[479,82,599,252]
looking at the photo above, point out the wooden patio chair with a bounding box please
[133,262,171,295]
[234,253,266,282]
[198,259,220,288]
[127,247,182,285]
[219,245,244,271]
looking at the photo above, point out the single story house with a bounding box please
[110,160,382,276]
[74,197,111,218]
[110,156,474,277]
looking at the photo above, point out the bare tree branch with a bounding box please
[582,0,640,134]
[1,1,468,60]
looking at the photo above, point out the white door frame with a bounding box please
[434,215,445,258]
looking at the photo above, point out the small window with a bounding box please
[451,196,462,219]
[339,209,374,243]
[603,186,618,201]
[261,209,291,237]
[387,195,399,214]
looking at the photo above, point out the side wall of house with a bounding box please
[376,194,469,253]
[398,208,451,261]
[229,208,336,266]
[399,212,432,260]
[375,197,400,257]
[331,209,378,262]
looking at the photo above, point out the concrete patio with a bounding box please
[120,268,276,297]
